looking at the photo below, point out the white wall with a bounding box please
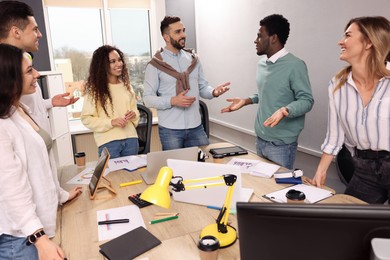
[195,0,390,155]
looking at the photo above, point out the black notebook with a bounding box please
[99,226,161,260]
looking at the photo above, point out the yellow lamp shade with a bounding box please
[140,166,173,208]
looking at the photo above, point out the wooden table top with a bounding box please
[56,142,365,259]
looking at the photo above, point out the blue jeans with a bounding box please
[98,138,139,159]
[0,234,38,260]
[158,125,209,151]
[345,155,390,204]
[256,136,297,170]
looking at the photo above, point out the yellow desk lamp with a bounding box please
[140,166,237,248]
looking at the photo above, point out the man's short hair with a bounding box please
[260,14,290,46]
[160,16,181,35]
[0,1,34,39]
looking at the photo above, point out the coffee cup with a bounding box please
[74,152,86,166]
[286,189,306,203]
[198,235,220,260]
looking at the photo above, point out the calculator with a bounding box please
[128,193,153,208]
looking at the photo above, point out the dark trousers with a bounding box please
[345,153,390,204]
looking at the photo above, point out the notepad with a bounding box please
[108,155,147,172]
[99,226,161,260]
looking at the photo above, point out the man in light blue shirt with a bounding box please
[143,16,230,150]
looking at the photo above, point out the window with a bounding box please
[45,1,153,119]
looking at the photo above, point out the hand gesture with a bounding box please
[35,235,66,260]
[263,107,289,127]
[111,117,128,128]
[212,82,231,97]
[124,110,136,121]
[171,90,196,108]
[220,98,246,113]
[67,186,82,202]
[308,172,327,187]
[52,92,79,107]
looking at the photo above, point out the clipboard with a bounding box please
[262,184,334,204]
[209,145,248,157]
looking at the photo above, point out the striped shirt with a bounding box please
[321,73,390,156]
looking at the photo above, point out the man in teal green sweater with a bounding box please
[221,14,314,169]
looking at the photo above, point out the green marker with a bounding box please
[149,215,178,224]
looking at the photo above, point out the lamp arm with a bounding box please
[170,174,237,234]
[216,180,236,233]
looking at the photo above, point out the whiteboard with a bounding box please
[195,0,389,153]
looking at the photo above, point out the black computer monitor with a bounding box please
[237,202,390,260]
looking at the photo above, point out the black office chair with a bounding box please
[336,144,355,185]
[136,104,152,154]
[199,100,210,138]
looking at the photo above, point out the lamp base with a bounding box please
[200,223,237,248]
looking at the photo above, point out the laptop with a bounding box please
[141,146,199,184]
[167,159,253,209]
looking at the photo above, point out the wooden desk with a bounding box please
[57,142,364,259]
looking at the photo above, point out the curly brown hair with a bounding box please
[84,45,131,116]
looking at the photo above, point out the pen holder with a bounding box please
[286,189,306,203]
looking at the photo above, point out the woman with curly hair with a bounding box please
[81,45,139,158]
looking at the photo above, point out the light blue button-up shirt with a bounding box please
[143,48,214,129]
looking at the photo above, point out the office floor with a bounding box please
[209,136,346,194]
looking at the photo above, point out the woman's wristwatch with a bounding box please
[26,230,45,246]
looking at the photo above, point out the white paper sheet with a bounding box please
[248,161,280,178]
[97,205,146,241]
[66,167,110,185]
[108,155,147,172]
[227,158,261,172]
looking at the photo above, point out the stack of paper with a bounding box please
[108,155,147,172]
[97,205,146,241]
[227,158,280,178]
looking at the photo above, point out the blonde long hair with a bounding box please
[335,16,390,91]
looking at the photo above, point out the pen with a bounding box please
[155,212,179,216]
[206,205,237,215]
[98,219,130,225]
[149,215,178,224]
[119,180,142,187]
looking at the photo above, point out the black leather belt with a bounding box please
[355,149,390,159]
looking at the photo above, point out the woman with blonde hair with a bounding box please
[81,45,139,159]
[311,16,390,204]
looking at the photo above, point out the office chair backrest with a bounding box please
[199,100,209,138]
[136,104,152,154]
[336,144,354,185]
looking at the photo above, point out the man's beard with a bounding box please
[171,36,185,50]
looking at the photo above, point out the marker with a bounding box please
[98,219,130,225]
[119,180,142,188]
[207,205,236,215]
[149,215,178,224]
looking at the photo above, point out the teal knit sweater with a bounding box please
[249,53,314,144]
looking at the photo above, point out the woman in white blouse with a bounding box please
[0,44,80,259]
[311,16,390,204]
